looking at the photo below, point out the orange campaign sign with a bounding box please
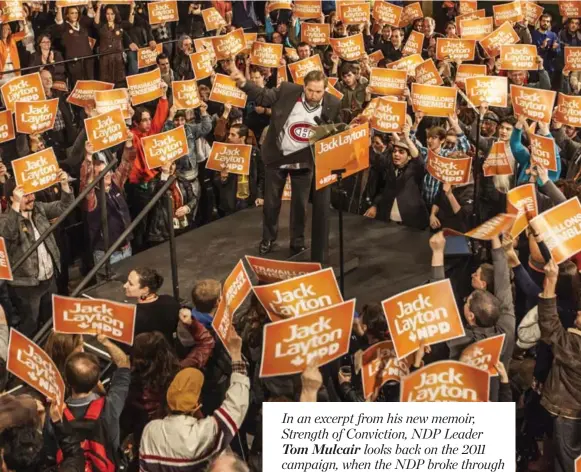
[201,7,226,31]
[206,142,252,176]
[147,0,179,24]
[250,42,283,68]
[479,21,520,58]
[576,455,581,472]
[7,329,65,406]
[301,23,330,46]
[455,64,487,87]
[245,255,322,284]
[530,134,558,172]
[530,198,581,264]
[463,213,517,241]
[293,0,322,19]
[260,299,355,377]
[500,44,538,70]
[0,237,12,281]
[137,43,163,69]
[361,341,410,399]
[0,109,14,144]
[456,9,486,35]
[12,148,59,195]
[194,37,216,65]
[459,17,494,41]
[372,1,402,26]
[211,28,245,61]
[565,46,581,72]
[369,68,406,95]
[426,149,472,185]
[507,183,538,238]
[368,49,385,66]
[559,0,581,18]
[511,85,557,125]
[190,50,215,80]
[84,108,127,153]
[523,1,544,25]
[382,279,465,360]
[402,31,424,57]
[371,98,406,133]
[253,267,343,322]
[415,59,443,86]
[436,38,476,61]
[493,1,523,26]
[268,0,292,11]
[126,68,163,106]
[386,53,423,76]
[315,122,370,190]
[66,80,114,108]
[52,295,137,346]
[142,126,189,170]
[209,74,247,108]
[94,88,131,120]
[288,54,324,85]
[0,1,25,23]
[483,141,514,177]
[329,33,365,61]
[555,93,581,127]
[339,2,370,24]
[55,0,88,6]
[277,65,288,87]
[1,73,45,113]
[400,360,490,402]
[399,2,423,27]
[325,82,343,100]
[411,83,456,117]
[282,175,292,200]
[465,76,508,108]
[15,99,58,135]
[459,0,478,15]
[460,334,505,377]
[172,79,202,110]
[242,33,257,53]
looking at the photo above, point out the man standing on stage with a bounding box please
[231,69,341,256]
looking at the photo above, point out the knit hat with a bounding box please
[166,368,205,414]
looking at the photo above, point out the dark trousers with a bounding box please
[9,277,57,339]
[263,167,312,247]
[554,415,581,472]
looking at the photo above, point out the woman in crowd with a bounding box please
[28,33,66,82]
[0,21,27,85]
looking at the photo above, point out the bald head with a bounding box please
[65,352,100,394]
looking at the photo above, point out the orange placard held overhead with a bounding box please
[242,33,257,53]
[386,53,424,76]
[483,141,514,177]
[459,0,478,14]
[456,9,485,35]
[500,45,538,71]
[1,73,45,113]
[462,214,517,241]
[84,108,127,153]
[137,43,163,69]
[268,0,292,12]
[94,88,131,120]
[190,50,214,80]
[565,47,581,72]
[315,122,370,190]
[293,0,322,19]
[369,68,407,96]
[301,23,330,46]
[436,38,476,61]
[560,0,581,18]
[426,149,472,185]
[372,1,402,26]
[66,80,114,108]
[142,126,189,170]
[0,238,12,281]
[0,1,25,22]
[339,2,369,23]
[523,1,544,25]
[201,7,226,31]
[465,76,508,108]
[493,1,523,26]
[400,360,490,402]
[554,93,581,127]
[382,279,465,360]
[455,64,488,87]
[245,255,322,284]
[0,110,14,144]
[460,334,505,377]
[415,59,443,86]
[250,42,283,68]
[530,198,581,264]
[211,28,245,60]
[147,0,179,24]
[7,329,65,406]
[371,98,406,133]
[507,184,538,238]
[12,148,59,195]
[411,83,456,117]
[361,341,410,400]
[194,38,216,66]
[368,49,384,66]
[399,2,423,27]
[209,74,247,108]
[479,21,520,58]
[260,299,355,377]
[172,79,201,110]
[530,134,558,172]
[288,54,324,85]
[206,142,252,176]
[325,82,343,100]
[402,31,424,57]
[277,65,288,87]
[511,85,557,125]
[15,99,58,135]
[329,33,365,61]
[52,295,137,346]
[459,17,494,41]
[126,68,163,106]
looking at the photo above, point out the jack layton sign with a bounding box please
[12,148,60,195]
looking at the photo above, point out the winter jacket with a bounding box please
[510,128,561,185]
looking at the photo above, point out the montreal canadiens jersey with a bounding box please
[278,95,323,157]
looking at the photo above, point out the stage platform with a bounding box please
[85,204,433,309]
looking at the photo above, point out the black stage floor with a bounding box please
[85,204,433,309]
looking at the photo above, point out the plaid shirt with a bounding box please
[410,131,470,207]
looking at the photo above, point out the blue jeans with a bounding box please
[553,415,581,472]
[93,244,132,281]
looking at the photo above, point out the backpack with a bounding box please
[56,397,117,472]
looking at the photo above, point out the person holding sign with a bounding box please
[0,171,72,338]
[532,13,561,75]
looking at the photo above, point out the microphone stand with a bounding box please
[331,167,346,296]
